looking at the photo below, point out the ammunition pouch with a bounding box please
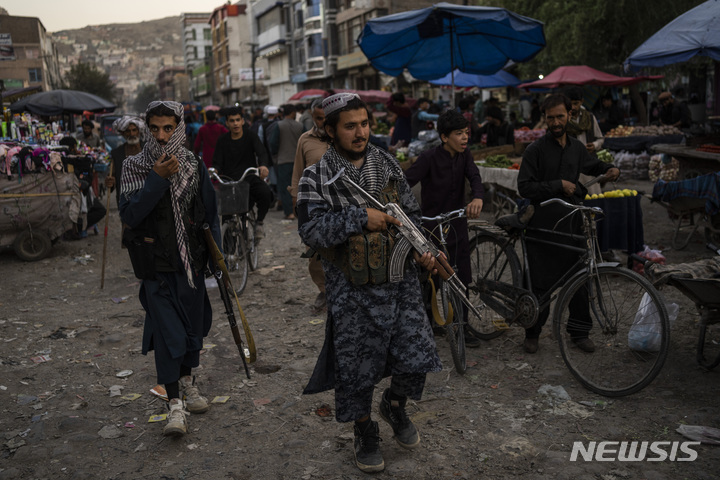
[318,231,396,286]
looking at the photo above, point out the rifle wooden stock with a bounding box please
[203,224,256,378]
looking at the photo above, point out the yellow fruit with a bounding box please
[585,194,591,200]
[591,194,598,199]
[623,189,632,196]
[598,193,605,198]
[632,190,638,196]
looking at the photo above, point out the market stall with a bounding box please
[0,170,82,261]
[651,143,720,178]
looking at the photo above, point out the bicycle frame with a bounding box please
[473,199,613,329]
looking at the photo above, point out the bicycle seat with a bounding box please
[494,205,535,232]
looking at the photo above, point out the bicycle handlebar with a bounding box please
[540,198,604,215]
[421,208,467,224]
[208,167,259,184]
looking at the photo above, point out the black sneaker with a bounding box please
[353,420,384,473]
[464,327,482,349]
[378,389,420,449]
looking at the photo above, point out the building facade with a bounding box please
[210,2,268,107]
[0,14,62,94]
[181,13,213,103]
[157,66,186,101]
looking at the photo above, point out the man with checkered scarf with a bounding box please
[119,101,222,437]
[297,93,442,473]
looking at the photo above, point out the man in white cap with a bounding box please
[296,93,442,473]
[106,116,144,206]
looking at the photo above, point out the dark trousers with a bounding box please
[247,175,273,222]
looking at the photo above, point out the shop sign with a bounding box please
[337,50,368,70]
[239,68,265,80]
[0,34,16,61]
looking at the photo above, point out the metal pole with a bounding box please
[250,43,258,111]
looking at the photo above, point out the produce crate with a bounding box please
[471,144,515,161]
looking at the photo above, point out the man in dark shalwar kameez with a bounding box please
[296,93,442,473]
[119,101,222,437]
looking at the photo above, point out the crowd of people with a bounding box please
[93,83,695,472]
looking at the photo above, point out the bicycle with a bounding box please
[209,167,261,295]
[421,208,478,375]
[468,198,670,396]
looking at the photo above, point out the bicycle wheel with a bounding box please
[553,266,670,397]
[244,211,259,271]
[221,221,248,295]
[437,280,466,374]
[467,233,522,340]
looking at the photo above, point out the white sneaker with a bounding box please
[179,376,210,414]
[163,399,189,436]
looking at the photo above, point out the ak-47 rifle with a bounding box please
[325,168,485,323]
[203,224,256,379]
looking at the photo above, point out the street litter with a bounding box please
[73,255,94,265]
[150,385,168,401]
[538,384,571,406]
[677,425,720,445]
[309,319,324,325]
[212,396,230,404]
[108,385,124,397]
[111,296,131,304]
[98,425,123,439]
[30,355,51,364]
[116,370,133,378]
[315,404,332,417]
[148,414,167,423]
[120,393,142,401]
[255,265,285,275]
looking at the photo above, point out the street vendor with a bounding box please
[565,86,605,195]
[297,93,442,473]
[75,119,103,149]
[119,100,222,437]
[517,94,619,355]
[658,91,692,130]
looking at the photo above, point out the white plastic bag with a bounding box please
[628,293,677,352]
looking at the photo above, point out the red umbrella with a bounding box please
[518,66,663,89]
[288,89,329,101]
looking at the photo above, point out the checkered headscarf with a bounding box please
[120,101,200,288]
[297,143,403,211]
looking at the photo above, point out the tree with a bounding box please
[133,84,159,113]
[484,0,707,77]
[64,62,117,102]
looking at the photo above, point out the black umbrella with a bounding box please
[9,89,116,116]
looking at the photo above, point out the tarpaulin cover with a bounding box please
[358,3,545,80]
[518,66,663,89]
[624,0,720,71]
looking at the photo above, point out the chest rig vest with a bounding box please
[317,179,407,286]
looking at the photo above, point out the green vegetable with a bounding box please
[483,155,513,168]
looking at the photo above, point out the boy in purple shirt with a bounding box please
[404,110,485,345]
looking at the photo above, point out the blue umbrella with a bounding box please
[624,0,720,71]
[357,3,545,81]
[429,69,521,88]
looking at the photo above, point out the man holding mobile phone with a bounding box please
[119,100,222,437]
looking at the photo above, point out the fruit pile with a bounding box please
[605,125,683,137]
[696,144,720,154]
[584,189,638,200]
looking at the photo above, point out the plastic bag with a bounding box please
[632,245,666,275]
[628,293,678,352]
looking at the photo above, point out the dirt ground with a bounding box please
[1,178,719,480]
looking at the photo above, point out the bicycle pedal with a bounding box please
[492,319,510,330]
